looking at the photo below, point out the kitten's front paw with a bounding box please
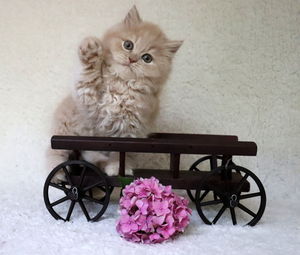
[104,162,133,176]
[104,163,119,176]
[79,37,103,67]
[125,167,133,176]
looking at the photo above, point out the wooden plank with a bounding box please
[70,174,132,188]
[132,169,250,191]
[51,135,257,156]
[69,169,250,191]
[148,133,238,143]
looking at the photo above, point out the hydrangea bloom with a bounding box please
[116,177,192,244]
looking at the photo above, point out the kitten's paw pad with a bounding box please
[79,37,103,65]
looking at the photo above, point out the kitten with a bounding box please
[48,6,182,181]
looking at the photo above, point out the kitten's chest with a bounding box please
[102,77,149,102]
[104,77,131,95]
[99,78,133,110]
[99,77,155,118]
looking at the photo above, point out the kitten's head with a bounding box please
[102,6,182,84]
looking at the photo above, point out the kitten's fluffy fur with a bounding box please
[49,6,182,179]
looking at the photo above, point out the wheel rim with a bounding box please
[187,155,227,202]
[43,160,110,222]
[195,165,266,226]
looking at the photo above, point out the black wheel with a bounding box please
[186,155,235,202]
[195,165,266,226]
[43,160,110,222]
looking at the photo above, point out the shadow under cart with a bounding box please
[44,133,266,226]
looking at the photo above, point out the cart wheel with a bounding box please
[186,155,235,202]
[195,165,266,226]
[88,186,114,201]
[43,160,110,222]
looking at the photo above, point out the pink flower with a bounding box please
[149,233,163,243]
[165,214,175,225]
[135,199,149,215]
[116,177,192,244]
[117,215,139,234]
[151,215,166,226]
[122,184,135,197]
[175,207,188,220]
[153,200,170,216]
[157,225,176,239]
[134,182,151,197]
[162,185,172,196]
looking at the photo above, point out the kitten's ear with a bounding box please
[123,5,142,26]
[165,40,183,56]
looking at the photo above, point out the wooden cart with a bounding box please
[43,133,266,226]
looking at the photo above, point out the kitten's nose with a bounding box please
[129,57,137,63]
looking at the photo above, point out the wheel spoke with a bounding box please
[66,201,76,221]
[212,205,226,224]
[63,166,73,186]
[193,166,200,172]
[108,186,114,194]
[83,195,104,204]
[200,199,223,206]
[79,200,91,221]
[79,166,86,187]
[236,173,249,193]
[50,196,69,207]
[88,189,93,198]
[239,192,261,200]
[230,207,237,225]
[238,203,257,218]
[213,193,218,201]
[199,190,209,201]
[83,181,106,192]
[49,182,69,192]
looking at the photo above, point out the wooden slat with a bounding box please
[133,169,250,191]
[148,133,238,143]
[69,169,250,191]
[51,135,257,156]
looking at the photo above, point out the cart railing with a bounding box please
[51,134,257,178]
[51,135,256,156]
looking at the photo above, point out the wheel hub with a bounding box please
[229,194,238,208]
[68,186,81,201]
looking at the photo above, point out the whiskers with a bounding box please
[130,63,144,78]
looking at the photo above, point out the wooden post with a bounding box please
[221,154,232,179]
[170,153,180,178]
[210,155,218,171]
[119,152,126,176]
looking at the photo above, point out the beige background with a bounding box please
[0,0,299,202]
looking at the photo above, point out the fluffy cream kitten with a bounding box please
[49,6,182,180]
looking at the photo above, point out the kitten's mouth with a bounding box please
[122,63,135,72]
[122,62,132,68]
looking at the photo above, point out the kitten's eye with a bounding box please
[123,40,134,50]
[141,53,153,63]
